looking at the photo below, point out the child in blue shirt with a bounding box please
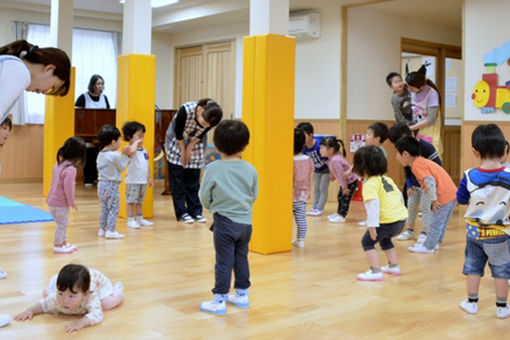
[457,124,510,319]
[198,120,258,316]
[296,122,329,216]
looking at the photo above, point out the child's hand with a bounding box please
[148,179,154,188]
[65,318,90,333]
[368,227,377,241]
[431,200,442,213]
[330,174,336,182]
[14,310,33,321]
[343,187,350,195]
[71,205,77,211]
[407,187,413,197]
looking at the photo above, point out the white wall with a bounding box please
[464,0,510,121]
[347,7,461,121]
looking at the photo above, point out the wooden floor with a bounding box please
[1,180,510,339]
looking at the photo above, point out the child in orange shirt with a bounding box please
[395,136,457,253]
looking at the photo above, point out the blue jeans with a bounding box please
[463,235,510,278]
[212,213,252,295]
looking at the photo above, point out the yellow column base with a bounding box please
[43,67,75,196]
[117,54,156,218]
[242,34,296,254]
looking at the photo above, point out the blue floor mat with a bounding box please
[0,196,54,225]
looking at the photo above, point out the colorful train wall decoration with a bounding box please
[472,41,510,113]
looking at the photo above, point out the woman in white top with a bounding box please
[74,74,110,109]
[0,38,70,328]
[75,74,111,186]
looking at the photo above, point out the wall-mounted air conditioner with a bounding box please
[288,13,320,40]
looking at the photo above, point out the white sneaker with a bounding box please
[180,213,194,224]
[0,268,7,280]
[127,220,141,229]
[98,228,106,237]
[194,215,207,223]
[292,239,305,248]
[53,245,74,254]
[356,269,383,281]
[408,243,435,253]
[306,209,316,216]
[329,215,346,223]
[105,230,125,239]
[381,265,401,275]
[227,294,250,309]
[137,218,154,226]
[497,305,510,319]
[0,314,11,327]
[417,233,427,244]
[460,300,478,314]
[307,209,322,216]
[200,300,226,316]
[396,229,414,241]
[328,213,339,219]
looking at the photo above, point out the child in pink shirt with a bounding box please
[293,128,314,248]
[46,137,86,254]
[320,136,359,223]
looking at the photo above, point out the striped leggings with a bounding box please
[293,200,307,239]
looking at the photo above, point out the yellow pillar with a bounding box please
[117,54,155,218]
[43,67,75,196]
[242,34,295,254]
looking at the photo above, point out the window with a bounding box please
[24,24,118,124]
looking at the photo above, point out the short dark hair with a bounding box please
[57,136,86,166]
[213,120,250,156]
[352,145,387,177]
[1,116,12,130]
[296,122,314,135]
[97,124,121,148]
[196,98,223,127]
[388,122,412,144]
[88,74,104,93]
[56,264,90,294]
[386,72,401,86]
[395,136,420,157]
[122,121,145,142]
[472,124,505,159]
[294,128,305,154]
[368,122,388,143]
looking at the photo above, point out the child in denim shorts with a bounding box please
[457,124,510,319]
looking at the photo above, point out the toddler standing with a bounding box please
[198,120,258,316]
[46,136,86,253]
[319,136,359,223]
[395,136,456,253]
[96,124,139,239]
[293,128,314,248]
[297,122,330,216]
[122,121,154,229]
[457,124,510,319]
[352,146,408,281]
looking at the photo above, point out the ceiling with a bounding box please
[0,0,463,33]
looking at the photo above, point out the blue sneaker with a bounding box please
[227,294,250,309]
[200,300,226,316]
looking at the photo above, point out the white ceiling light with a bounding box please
[119,0,179,8]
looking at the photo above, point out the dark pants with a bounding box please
[337,180,358,217]
[168,162,202,220]
[83,146,99,184]
[361,220,405,251]
[212,213,252,295]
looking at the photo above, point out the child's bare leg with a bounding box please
[101,284,124,310]
[495,278,508,300]
[467,274,481,295]
[384,247,398,265]
[126,203,135,217]
[135,203,143,216]
[364,249,380,269]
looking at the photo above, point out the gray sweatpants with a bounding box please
[423,199,456,250]
[407,186,432,232]
[312,172,330,211]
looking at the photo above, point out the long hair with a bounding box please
[406,64,442,106]
[0,39,70,96]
